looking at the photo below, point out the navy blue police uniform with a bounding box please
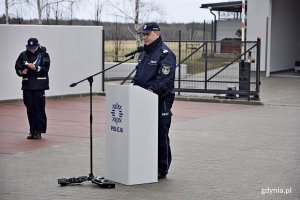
[132,22,176,178]
[15,38,50,139]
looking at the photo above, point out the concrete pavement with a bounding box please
[0,76,299,200]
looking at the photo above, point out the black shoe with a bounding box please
[158,173,167,179]
[33,133,42,139]
[27,133,34,139]
[27,133,41,139]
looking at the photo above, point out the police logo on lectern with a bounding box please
[110,102,124,133]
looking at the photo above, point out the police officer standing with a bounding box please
[132,22,176,179]
[15,38,51,139]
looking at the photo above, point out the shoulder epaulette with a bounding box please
[162,48,169,54]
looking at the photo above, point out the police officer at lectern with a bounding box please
[15,38,51,140]
[132,22,176,179]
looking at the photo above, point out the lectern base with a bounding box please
[92,177,116,188]
[58,175,115,188]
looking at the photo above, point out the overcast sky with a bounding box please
[0,0,230,23]
[77,0,225,23]
[161,0,222,23]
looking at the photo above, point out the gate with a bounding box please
[103,35,261,101]
[165,37,261,100]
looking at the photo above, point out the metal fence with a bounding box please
[169,38,261,100]
[103,35,261,101]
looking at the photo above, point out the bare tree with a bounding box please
[108,0,163,34]
[4,0,29,24]
[35,0,81,24]
[36,0,42,24]
[188,22,197,40]
[53,2,61,24]
[45,1,51,23]
[108,0,164,58]
[68,0,83,24]
[94,0,104,25]
[134,0,139,31]
[37,0,64,24]
[5,0,9,23]
[69,1,74,24]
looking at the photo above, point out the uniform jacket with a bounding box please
[15,46,50,90]
[132,36,176,100]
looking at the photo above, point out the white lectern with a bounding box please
[105,83,158,185]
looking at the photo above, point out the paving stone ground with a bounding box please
[0,76,299,200]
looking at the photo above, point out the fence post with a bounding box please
[255,37,261,99]
[102,29,105,92]
[178,30,181,95]
[204,42,208,90]
[203,20,206,41]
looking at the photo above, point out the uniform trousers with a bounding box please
[158,99,173,176]
[23,90,47,134]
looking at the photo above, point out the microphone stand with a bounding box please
[121,68,136,85]
[57,55,135,188]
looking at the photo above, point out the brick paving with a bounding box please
[0,77,299,200]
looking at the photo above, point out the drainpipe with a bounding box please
[209,7,217,53]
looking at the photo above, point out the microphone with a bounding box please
[124,46,144,57]
[70,83,77,87]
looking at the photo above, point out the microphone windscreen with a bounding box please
[70,83,77,87]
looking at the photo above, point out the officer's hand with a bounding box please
[21,68,28,75]
[26,63,36,70]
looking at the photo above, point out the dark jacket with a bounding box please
[15,46,50,90]
[132,36,176,100]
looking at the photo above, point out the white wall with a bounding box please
[0,25,103,101]
[247,0,300,75]
[247,0,271,73]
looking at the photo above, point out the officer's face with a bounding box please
[29,46,39,54]
[142,31,160,45]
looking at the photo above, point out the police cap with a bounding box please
[26,38,39,51]
[140,22,160,33]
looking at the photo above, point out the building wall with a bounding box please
[269,0,300,72]
[248,0,300,75]
[0,25,103,101]
[216,19,241,41]
[247,0,271,73]
[216,19,241,52]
